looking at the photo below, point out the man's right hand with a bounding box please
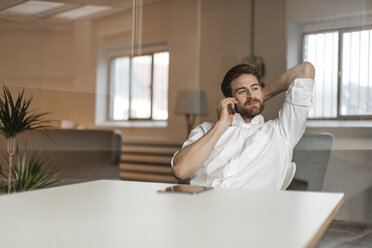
[217,97,238,127]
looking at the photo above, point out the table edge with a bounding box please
[306,195,345,248]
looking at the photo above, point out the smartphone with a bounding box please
[228,104,236,114]
[157,185,213,194]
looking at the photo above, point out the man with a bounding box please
[172,62,315,190]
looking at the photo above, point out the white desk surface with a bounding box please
[0,180,343,248]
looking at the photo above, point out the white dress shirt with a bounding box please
[172,78,315,190]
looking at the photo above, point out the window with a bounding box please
[109,51,169,121]
[303,28,372,119]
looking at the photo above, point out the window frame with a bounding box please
[302,25,372,120]
[107,50,169,122]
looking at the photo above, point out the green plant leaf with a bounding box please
[0,85,51,138]
[9,144,60,192]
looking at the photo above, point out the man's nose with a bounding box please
[247,90,253,98]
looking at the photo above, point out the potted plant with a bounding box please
[0,85,51,193]
[0,144,60,192]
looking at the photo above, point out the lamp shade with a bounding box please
[175,90,208,115]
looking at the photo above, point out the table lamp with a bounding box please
[175,89,208,136]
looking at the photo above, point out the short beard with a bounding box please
[236,100,265,119]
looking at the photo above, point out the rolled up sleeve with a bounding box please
[285,78,314,107]
[170,122,213,167]
[277,78,315,147]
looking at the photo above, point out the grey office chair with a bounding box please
[289,133,334,191]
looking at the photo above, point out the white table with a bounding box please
[0,180,343,248]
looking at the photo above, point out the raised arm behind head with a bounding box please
[263,62,315,102]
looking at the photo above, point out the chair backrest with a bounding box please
[281,162,296,190]
[291,132,334,191]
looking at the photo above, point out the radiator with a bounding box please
[120,143,182,183]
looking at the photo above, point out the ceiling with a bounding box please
[0,0,168,28]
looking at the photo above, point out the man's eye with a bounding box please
[238,90,246,94]
[253,87,259,90]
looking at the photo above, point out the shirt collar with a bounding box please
[231,114,264,127]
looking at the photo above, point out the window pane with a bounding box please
[341,29,372,116]
[303,31,338,118]
[130,55,152,119]
[109,57,130,120]
[152,52,169,120]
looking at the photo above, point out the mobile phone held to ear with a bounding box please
[228,104,236,114]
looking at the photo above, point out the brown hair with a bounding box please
[221,64,264,97]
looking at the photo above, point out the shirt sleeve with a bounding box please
[170,122,213,168]
[276,78,315,148]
